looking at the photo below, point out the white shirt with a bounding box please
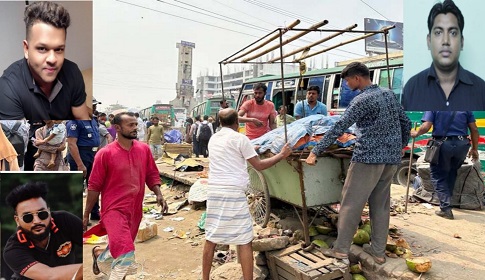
[136,117,146,137]
[208,127,257,188]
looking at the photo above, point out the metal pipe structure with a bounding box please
[223,20,301,64]
[278,29,288,144]
[295,25,395,62]
[219,63,225,100]
[242,20,329,63]
[384,30,392,90]
[268,24,358,63]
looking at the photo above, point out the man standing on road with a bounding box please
[83,112,168,279]
[402,0,485,110]
[66,119,100,220]
[202,108,291,280]
[294,85,327,119]
[411,111,479,219]
[306,62,411,265]
[196,115,214,158]
[3,182,83,280]
[134,112,146,142]
[0,1,89,120]
[238,83,277,140]
[146,116,164,159]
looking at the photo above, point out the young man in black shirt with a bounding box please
[3,182,83,280]
[0,1,89,120]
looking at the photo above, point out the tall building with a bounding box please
[171,41,196,109]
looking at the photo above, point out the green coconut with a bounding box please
[309,226,319,237]
[359,224,372,236]
[394,247,405,256]
[315,225,333,234]
[352,274,367,280]
[406,257,432,273]
[349,263,362,274]
[401,248,413,259]
[312,239,329,249]
[352,229,370,245]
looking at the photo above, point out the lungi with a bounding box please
[205,185,254,245]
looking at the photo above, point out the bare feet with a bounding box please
[47,161,55,169]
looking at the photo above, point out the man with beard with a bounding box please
[294,85,327,119]
[3,182,83,279]
[402,0,485,110]
[0,1,89,120]
[83,112,168,279]
[238,83,277,140]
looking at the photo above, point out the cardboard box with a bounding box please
[136,221,158,242]
[265,244,351,280]
[163,143,193,157]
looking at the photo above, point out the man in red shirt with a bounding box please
[238,83,276,140]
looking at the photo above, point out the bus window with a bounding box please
[243,84,254,91]
[379,69,391,88]
[308,76,326,104]
[392,67,403,101]
[339,79,360,108]
[272,91,295,116]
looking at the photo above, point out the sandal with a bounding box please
[92,246,101,275]
[362,244,386,265]
[321,248,349,264]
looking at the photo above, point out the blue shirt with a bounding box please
[294,100,327,118]
[422,111,475,137]
[312,84,411,165]
[66,120,100,147]
[402,64,485,111]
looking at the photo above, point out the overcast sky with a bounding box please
[94,0,403,111]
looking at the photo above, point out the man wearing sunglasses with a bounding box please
[3,182,83,280]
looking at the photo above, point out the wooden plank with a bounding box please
[270,244,304,258]
[297,250,322,263]
[266,253,280,280]
[317,267,330,274]
[276,266,296,280]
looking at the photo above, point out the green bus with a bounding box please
[190,96,235,119]
[140,103,175,127]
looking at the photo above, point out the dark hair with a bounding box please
[108,114,115,118]
[134,112,140,118]
[219,100,224,105]
[195,115,201,121]
[220,109,238,126]
[341,62,370,79]
[99,112,107,118]
[279,105,288,110]
[307,85,320,94]
[186,117,193,124]
[203,115,209,121]
[253,83,267,92]
[113,112,135,125]
[6,182,48,211]
[428,0,464,36]
[24,1,71,40]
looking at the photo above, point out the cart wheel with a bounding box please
[247,166,271,228]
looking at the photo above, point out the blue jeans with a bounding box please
[430,138,470,211]
[150,144,162,158]
[193,140,200,157]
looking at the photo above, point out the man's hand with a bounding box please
[410,131,419,138]
[305,152,317,166]
[34,139,45,146]
[77,163,87,177]
[252,118,263,127]
[157,194,168,214]
[468,149,479,162]
[57,143,66,152]
[82,214,90,232]
[279,143,292,159]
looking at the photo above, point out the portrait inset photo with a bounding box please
[402,0,485,111]
[0,1,93,120]
[0,172,84,280]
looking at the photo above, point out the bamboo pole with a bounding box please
[241,20,329,63]
[268,24,358,63]
[295,25,395,62]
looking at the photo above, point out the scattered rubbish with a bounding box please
[181,207,191,211]
[174,229,187,239]
[83,234,108,245]
[163,227,174,232]
[170,217,185,221]
[197,212,206,230]
[421,203,434,209]
[453,233,462,239]
[155,213,164,220]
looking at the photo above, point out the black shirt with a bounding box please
[0,58,87,120]
[3,211,82,280]
[401,63,485,111]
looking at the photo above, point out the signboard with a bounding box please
[364,18,403,54]
[274,79,296,89]
[182,79,193,85]
[181,40,195,48]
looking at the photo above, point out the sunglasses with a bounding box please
[18,210,50,223]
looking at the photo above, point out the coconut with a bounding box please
[359,224,371,236]
[395,238,411,249]
[312,239,329,249]
[349,263,362,274]
[292,229,304,241]
[352,229,370,245]
[309,226,319,237]
[394,247,405,256]
[401,248,413,259]
[315,225,333,234]
[406,257,432,273]
[352,274,367,280]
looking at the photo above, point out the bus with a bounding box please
[190,96,235,119]
[139,104,175,127]
[173,107,187,128]
[234,54,485,185]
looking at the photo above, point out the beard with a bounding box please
[120,130,138,140]
[19,222,51,242]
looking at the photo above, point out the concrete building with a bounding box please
[171,40,197,110]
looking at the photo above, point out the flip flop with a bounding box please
[321,248,349,264]
[92,246,101,275]
[362,244,386,265]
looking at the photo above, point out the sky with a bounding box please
[94,0,403,112]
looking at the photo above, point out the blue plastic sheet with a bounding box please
[164,129,183,143]
[250,115,356,154]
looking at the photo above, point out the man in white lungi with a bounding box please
[202,108,291,280]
